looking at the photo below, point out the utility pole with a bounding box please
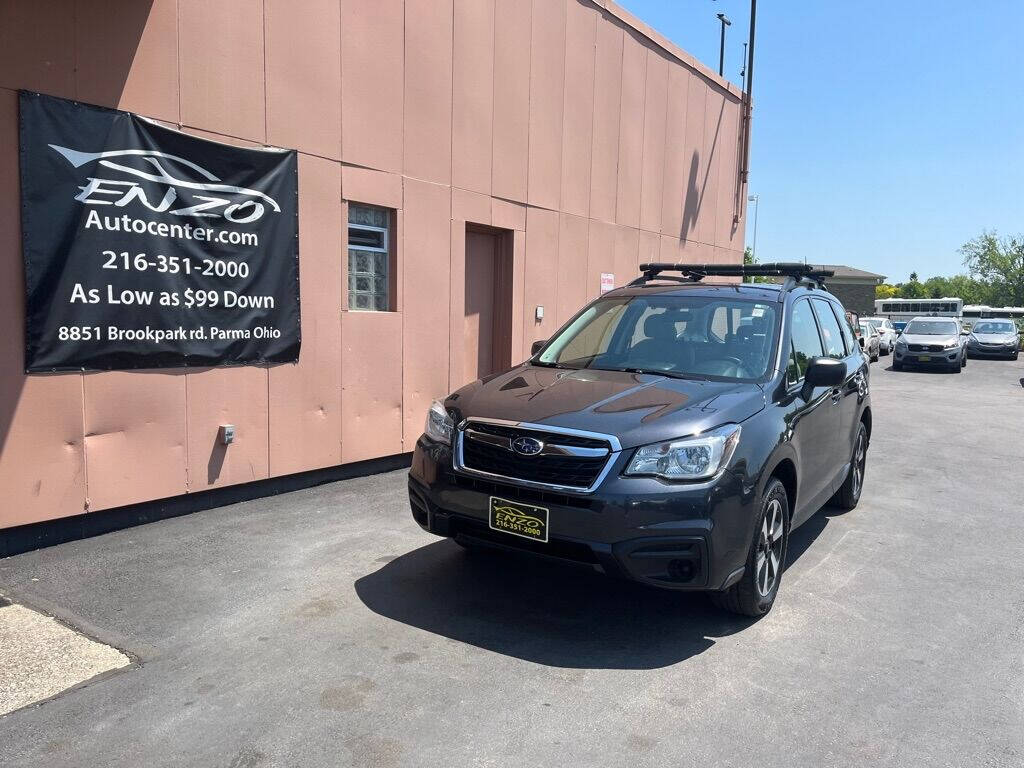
[717,13,731,77]
[740,0,757,184]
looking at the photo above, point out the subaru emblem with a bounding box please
[511,436,544,456]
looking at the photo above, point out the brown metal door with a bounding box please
[464,230,498,383]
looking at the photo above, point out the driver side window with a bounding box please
[788,300,825,384]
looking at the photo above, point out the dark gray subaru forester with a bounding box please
[408,263,872,616]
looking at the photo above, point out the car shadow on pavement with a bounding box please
[355,514,829,670]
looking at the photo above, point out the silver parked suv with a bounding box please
[965,319,1020,360]
[892,316,967,373]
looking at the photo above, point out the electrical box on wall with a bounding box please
[219,425,235,446]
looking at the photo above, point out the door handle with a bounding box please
[830,388,842,404]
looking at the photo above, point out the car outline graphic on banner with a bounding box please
[49,145,282,224]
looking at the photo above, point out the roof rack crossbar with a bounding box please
[631,262,835,294]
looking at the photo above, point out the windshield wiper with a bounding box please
[531,360,572,369]
[607,366,705,380]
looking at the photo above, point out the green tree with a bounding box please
[960,231,1024,306]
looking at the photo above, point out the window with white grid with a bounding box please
[347,203,392,311]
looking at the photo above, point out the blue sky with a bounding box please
[620,0,1024,283]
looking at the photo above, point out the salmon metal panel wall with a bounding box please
[451,0,495,195]
[178,0,266,142]
[404,0,454,185]
[265,0,342,158]
[586,219,616,300]
[491,0,532,203]
[589,17,624,223]
[342,312,403,464]
[559,0,597,218]
[699,85,726,247]
[83,372,187,511]
[342,0,404,173]
[522,207,560,348]
[526,0,566,211]
[401,179,452,446]
[639,50,668,234]
[661,65,691,239]
[615,35,647,227]
[270,155,343,475]
[556,213,589,326]
[0,1,75,97]
[74,0,179,123]
[186,366,270,491]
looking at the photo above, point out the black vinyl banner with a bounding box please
[19,91,300,372]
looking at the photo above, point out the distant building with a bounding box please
[819,265,887,315]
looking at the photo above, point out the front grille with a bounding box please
[908,343,943,352]
[458,422,612,490]
[466,421,607,449]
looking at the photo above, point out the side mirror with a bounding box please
[531,340,546,356]
[801,357,846,401]
[960,329,970,335]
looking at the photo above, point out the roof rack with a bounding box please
[630,262,835,295]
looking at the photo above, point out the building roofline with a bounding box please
[592,0,746,100]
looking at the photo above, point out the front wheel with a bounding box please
[870,348,879,363]
[831,422,867,511]
[710,479,789,617]
[893,360,903,371]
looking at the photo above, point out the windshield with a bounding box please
[859,322,874,334]
[973,321,1015,334]
[905,320,958,335]
[535,295,779,381]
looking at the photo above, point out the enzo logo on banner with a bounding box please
[18,91,300,372]
[50,146,281,223]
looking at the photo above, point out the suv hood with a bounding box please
[446,365,767,449]
[972,332,1017,343]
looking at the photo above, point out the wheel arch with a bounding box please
[767,457,798,516]
[860,405,873,442]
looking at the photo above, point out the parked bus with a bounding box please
[873,297,963,323]
[962,305,1024,321]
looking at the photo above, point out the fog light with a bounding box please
[667,559,695,582]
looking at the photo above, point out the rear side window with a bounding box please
[811,299,847,358]
[788,300,825,382]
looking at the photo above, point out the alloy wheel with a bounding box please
[755,498,784,596]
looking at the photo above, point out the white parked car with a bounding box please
[862,316,897,355]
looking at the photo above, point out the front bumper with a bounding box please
[894,347,960,366]
[967,342,1018,357]
[408,437,756,591]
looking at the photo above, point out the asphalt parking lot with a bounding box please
[1,356,1023,768]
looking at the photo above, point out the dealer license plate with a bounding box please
[918,355,931,362]
[489,496,549,543]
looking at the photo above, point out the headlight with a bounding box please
[424,399,454,445]
[895,337,907,347]
[944,340,959,349]
[625,424,741,481]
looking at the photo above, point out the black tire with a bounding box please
[831,422,867,511]
[1013,351,1019,361]
[710,479,789,617]
[893,360,903,371]
[870,349,879,363]
[961,353,967,368]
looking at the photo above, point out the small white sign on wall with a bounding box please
[600,273,615,294]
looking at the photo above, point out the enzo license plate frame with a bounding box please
[489,496,549,543]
